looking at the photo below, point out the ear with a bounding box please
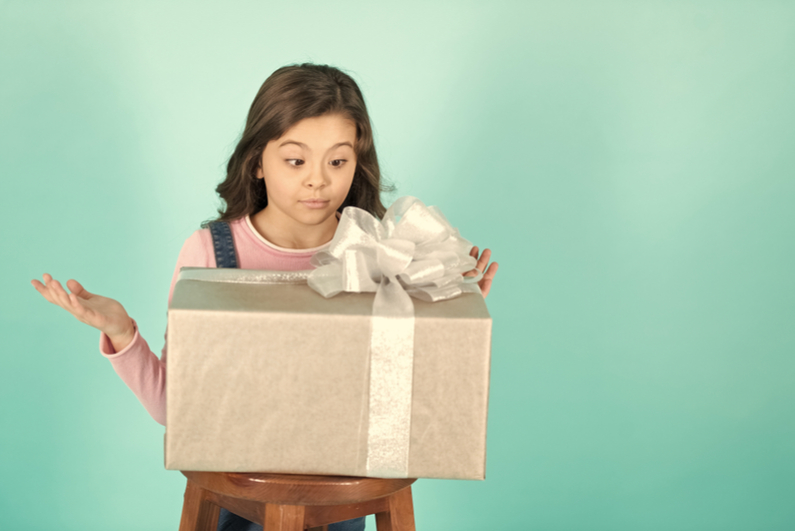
[254,149,266,180]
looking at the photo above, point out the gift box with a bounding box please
[164,197,493,480]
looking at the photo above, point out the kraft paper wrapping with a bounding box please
[164,270,492,480]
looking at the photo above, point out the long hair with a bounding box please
[203,63,393,228]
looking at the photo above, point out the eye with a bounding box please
[286,159,304,167]
[330,159,347,168]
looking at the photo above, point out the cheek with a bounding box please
[332,175,354,199]
[264,172,297,201]
[339,166,357,189]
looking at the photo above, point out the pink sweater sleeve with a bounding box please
[98,229,213,426]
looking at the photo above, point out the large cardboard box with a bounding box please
[164,267,492,480]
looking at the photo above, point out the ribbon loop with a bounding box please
[376,239,415,278]
[309,196,482,303]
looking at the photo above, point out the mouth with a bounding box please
[300,199,330,209]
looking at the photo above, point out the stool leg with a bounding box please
[375,486,415,531]
[179,479,221,531]
[263,503,306,531]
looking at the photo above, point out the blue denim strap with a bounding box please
[209,221,239,269]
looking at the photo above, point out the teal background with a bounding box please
[2,1,793,529]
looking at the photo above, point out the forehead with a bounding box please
[279,114,356,145]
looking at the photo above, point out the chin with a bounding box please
[295,211,333,224]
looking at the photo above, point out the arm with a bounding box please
[32,229,212,426]
[98,229,213,426]
[99,321,169,425]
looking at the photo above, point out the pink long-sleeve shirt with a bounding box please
[98,214,334,426]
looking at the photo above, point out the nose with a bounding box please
[304,162,329,189]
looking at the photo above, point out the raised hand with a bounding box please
[31,274,135,351]
[464,246,499,298]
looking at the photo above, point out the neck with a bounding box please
[250,207,339,249]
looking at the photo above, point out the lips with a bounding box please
[300,199,329,209]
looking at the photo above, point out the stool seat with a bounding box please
[179,471,417,531]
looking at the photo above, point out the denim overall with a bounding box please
[209,221,366,531]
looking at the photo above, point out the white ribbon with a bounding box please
[308,196,483,302]
[307,196,482,477]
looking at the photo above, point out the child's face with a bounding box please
[256,113,357,227]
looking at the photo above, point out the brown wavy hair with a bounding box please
[203,63,393,228]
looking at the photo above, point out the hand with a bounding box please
[464,246,499,298]
[31,274,135,350]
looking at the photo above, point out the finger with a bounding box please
[481,278,492,298]
[66,292,84,315]
[31,278,47,291]
[37,275,77,309]
[483,261,499,280]
[68,292,82,310]
[42,273,56,294]
[476,248,492,271]
[465,246,486,277]
[50,279,72,308]
[66,279,91,299]
[464,247,479,277]
[479,263,498,298]
[43,275,66,305]
[31,279,57,303]
[463,265,483,277]
[43,273,57,292]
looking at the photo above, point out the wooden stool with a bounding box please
[179,471,417,531]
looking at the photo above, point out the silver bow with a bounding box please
[308,196,483,301]
[307,196,483,477]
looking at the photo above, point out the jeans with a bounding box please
[217,507,366,531]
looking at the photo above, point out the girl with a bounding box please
[31,62,499,531]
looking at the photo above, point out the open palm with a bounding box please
[31,274,134,339]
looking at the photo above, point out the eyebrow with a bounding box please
[278,140,354,151]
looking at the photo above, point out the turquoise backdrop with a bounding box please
[2,1,793,529]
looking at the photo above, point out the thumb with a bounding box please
[66,279,93,299]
